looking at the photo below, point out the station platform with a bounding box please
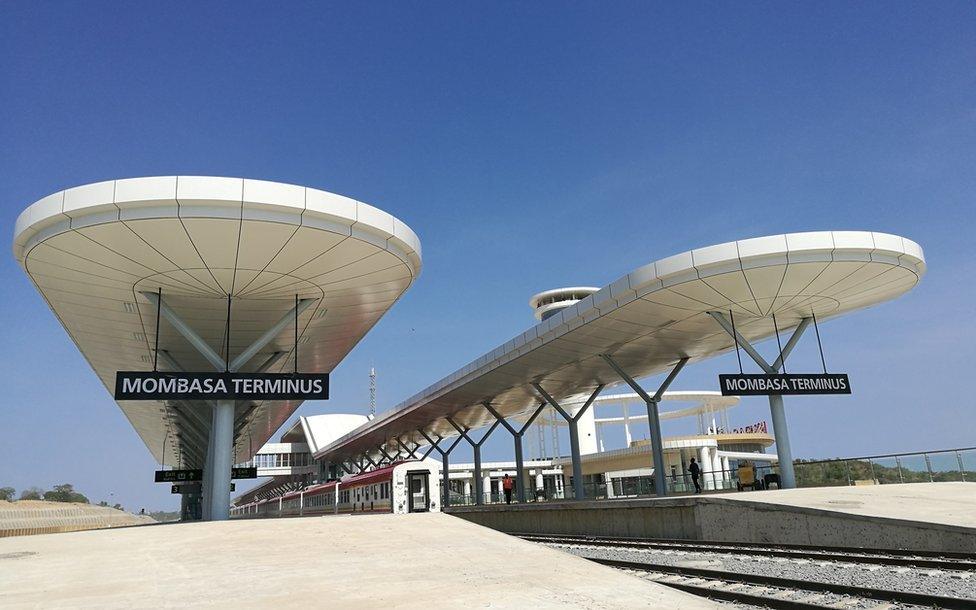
[448,482,976,554]
[0,512,716,609]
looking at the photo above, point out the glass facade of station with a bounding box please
[243,452,313,469]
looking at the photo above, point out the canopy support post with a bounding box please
[484,402,547,503]
[447,417,501,505]
[601,355,688,497]
[419,429,465,509]
[531,384,604,501]
[707,312,811,489]
[140,291,319,521]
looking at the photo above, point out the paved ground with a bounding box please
[0,512,718,609]
[720,482,976,528]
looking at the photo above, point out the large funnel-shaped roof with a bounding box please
[13,176,421,467]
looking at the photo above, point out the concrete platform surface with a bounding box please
[0,512,717,609]
[721,482,976,528]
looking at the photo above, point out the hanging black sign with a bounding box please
[155,469,203,483]
[719,373,851,396]
[171,483,201,494]
[171,484,233,494]
[232,467,258,479]
[115,371,329,401]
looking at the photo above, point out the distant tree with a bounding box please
[97,500,108,507]
[19,487,43,501]
[112,503,123,511]
[148,510,181,523]
[43,483,89,504]
[0,487,15,501]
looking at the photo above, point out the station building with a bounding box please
[14,177,926,521]
[235,389,775,509]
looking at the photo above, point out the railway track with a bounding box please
[515,533,976,571]
[593,558,974,609]
[517,534,976,609]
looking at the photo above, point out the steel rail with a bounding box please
[515,533,976,569]
[642,579,841,610]
[588,557,976,609]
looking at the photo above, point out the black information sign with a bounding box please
[158,469,255,484]
[171,483,201,494]
[171,483,233,494]
[156,469,203,483]
[719,373,851,396]
[115,371,329,401]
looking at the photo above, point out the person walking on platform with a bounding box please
[689,458,702,494]
[502,474,514,504]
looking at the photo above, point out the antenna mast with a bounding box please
[369,365,376,417]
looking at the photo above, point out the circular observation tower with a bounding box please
[529,287,599,321]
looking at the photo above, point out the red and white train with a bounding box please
[231,458,441,518]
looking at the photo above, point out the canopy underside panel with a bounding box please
[14,177,422,467]
[316,231,923,462]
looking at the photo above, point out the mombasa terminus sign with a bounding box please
[719,373,851,396]
[114,371,329,401]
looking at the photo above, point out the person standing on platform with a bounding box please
[689,458,702,494]
[502,474,514,504]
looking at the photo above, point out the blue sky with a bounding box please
[1,3,973,511]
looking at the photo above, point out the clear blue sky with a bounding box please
[1,3,973,511]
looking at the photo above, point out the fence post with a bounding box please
[924,454,934,482]
[957,451,967,482]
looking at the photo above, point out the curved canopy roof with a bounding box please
[14,176,421,467]
[317,230,924,462]
[578,391,740,424]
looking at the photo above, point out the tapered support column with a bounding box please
[566,421,583,499]
[472,445,483,505]
[484,402,546,504]
[143,291,319,521]
[601,355,687,497]
[643,399,666,495]
[513,438,525,502]
[768,394,795,488]
[707,312,810,490]
[447,416,499,507]
[532,384,603,501]
[202,412,215,521]
[419,429,465,509]
[441,453,451,506]
[209,400,235,521]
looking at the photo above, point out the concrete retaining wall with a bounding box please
[0,501,155,538]
[449,496,976,554]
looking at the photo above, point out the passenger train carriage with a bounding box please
[231,459,440,518]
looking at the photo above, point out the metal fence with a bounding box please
[443,447,976,506]
[781,446,975,488]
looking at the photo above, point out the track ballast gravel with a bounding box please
[545,542,976,605]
